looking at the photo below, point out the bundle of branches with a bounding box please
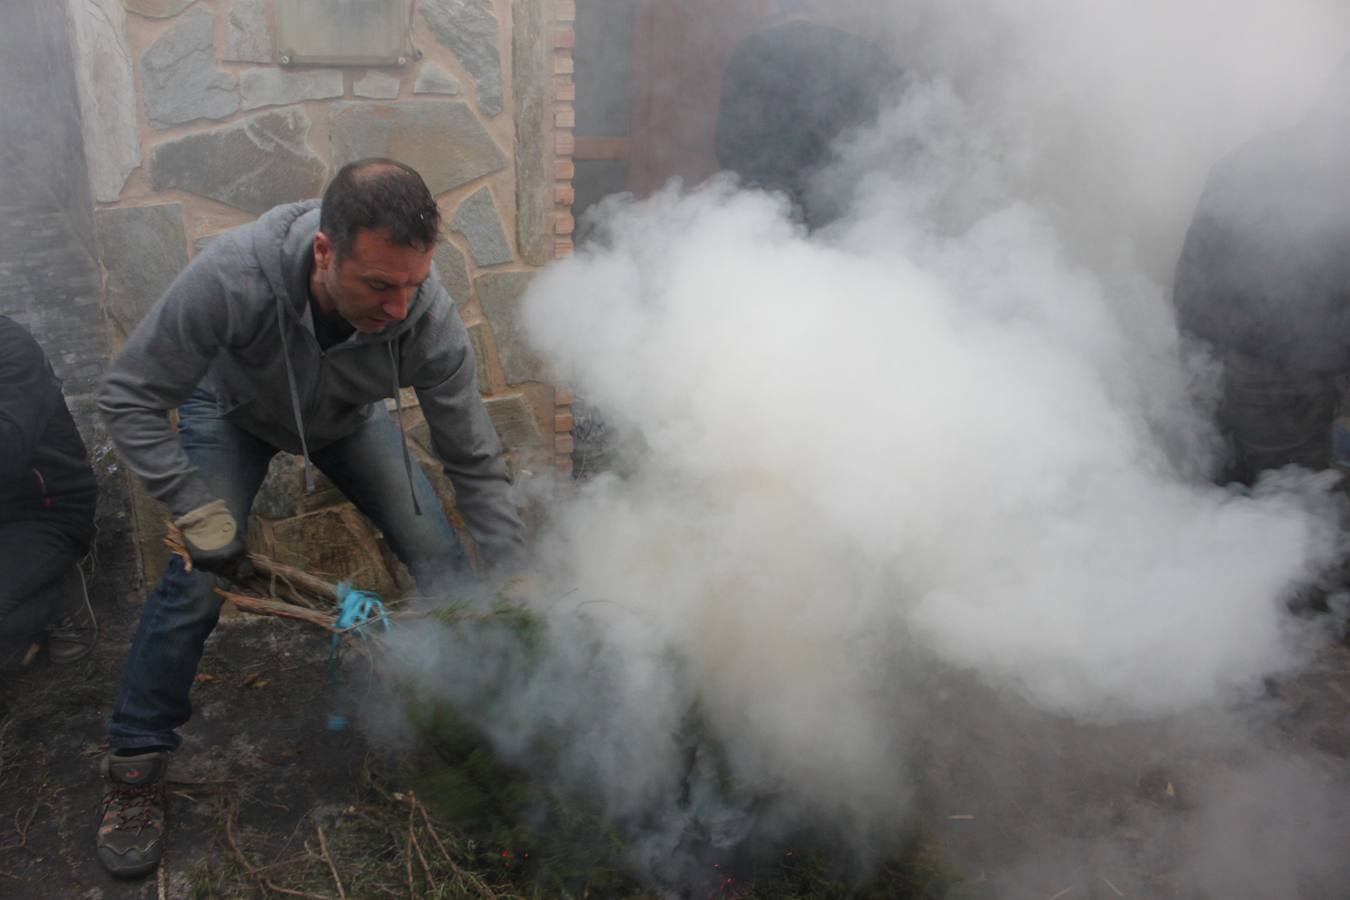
[163,526,533,641]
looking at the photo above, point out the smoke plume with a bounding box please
[383,1,1350,894]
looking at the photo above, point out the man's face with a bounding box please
[311,228,434,333]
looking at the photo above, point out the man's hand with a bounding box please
[174,499,254,582]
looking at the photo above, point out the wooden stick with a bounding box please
[216,590,336,631]
[315,822,347,900]
[248,554,340,604]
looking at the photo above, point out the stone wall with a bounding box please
[0,1,138,599]
[63,0,579,592]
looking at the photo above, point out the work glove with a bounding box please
[174,499,255,582]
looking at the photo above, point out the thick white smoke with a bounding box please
[382,0,1350,893]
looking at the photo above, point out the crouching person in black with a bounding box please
[0,315,98,675]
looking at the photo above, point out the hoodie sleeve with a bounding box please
[404,286,527,573]
[0,318,59,481]
[98,251,239,517]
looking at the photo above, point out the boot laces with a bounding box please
[103,782,162,830]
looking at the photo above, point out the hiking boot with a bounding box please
[97,750,167,878]
[47,568,97,665]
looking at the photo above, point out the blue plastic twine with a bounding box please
[327,582,391,731]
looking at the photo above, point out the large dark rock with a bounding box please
[141,6,238,128]
[329,101,506,196]
[95,204,189,336]
[420,0,503,116]
[450,187,513,267]
[251,452,306,519]
[150,109,327,214]
[477,272,549,384]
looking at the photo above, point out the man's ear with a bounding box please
[313,231,334,270]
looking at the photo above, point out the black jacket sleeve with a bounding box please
[0,317,60,481]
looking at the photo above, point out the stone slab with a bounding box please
[420,0,503,116]
[512,0,550,266]
[141,6,238,128]
[328,101,506,196]
[450,187,512,267]
[95,203,188,335]
[123,0,194,17]
[241,67,344,111]
[150,108,327,214]
[483,393,543,449]
[224,0,273,63]
[67,0,140,203]
[414,63,460,96]
[433,240,471,306]
[477,272,549,384]
[354,70,401,100]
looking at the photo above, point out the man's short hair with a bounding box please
[319,159,441,259]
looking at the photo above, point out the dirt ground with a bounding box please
[0,572,1346,899]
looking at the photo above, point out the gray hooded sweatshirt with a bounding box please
[98,201,525,571]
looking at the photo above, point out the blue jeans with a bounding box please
[108,391,469,751]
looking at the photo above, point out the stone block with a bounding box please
[241,68,344,111]
[466,321,493,393]
[123,0,194,16]
[354,71,401,100]
[151,109,327,214]
[328,101,506,196]
[224,0,273,63]
[483,393,543,450]
[421,0,503,116]
[450,187,512,267]
[251,452,305,519]
[141,7,238,128]
[433,240,471,306]
[267,506,401,598]
[477,272,549,384]
[414,63,460,95]
[67,0,139,202]
[95,203,189,335]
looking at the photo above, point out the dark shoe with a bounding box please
[97,750,167,878]
[47,568,97,665]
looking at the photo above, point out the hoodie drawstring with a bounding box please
[277,295,317,493]
[389,341,422,517]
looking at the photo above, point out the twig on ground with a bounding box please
[406,793,417,900]
[315,822,346,900]
[222,797,328,900]
[413,797,497,899]
[1,796,41,851]
[407,813,439,895]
